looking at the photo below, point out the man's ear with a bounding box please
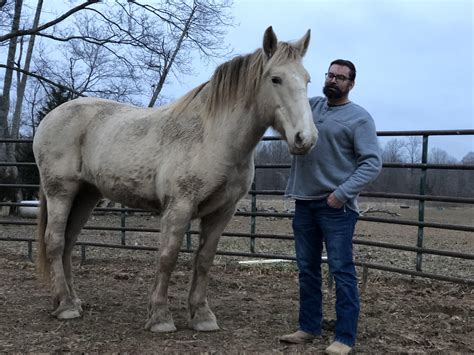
[263,26,278,58]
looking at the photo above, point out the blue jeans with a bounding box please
[293,199,359,347]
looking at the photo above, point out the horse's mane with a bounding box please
[171,42,302,118]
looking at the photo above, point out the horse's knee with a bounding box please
[195,260,212,276]
[44,231,65,259]
[195,250,215,273]
[158,252,178,274]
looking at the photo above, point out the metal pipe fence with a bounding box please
[1,129,473,285]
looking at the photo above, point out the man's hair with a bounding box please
[330,59,356,80]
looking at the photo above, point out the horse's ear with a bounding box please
[294,29,311,57]
[263,26,278,58]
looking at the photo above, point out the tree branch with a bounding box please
[0,0,101,43]
[0,64,85,97]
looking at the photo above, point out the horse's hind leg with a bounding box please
[63,184,102,311]
[43,190,81,319]
[188,205,236,331]
[145,201,193,333]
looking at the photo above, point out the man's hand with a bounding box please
[327,192,344,209]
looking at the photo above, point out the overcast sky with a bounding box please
[162,0,474,160]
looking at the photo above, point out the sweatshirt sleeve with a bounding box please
[333,118,382,202]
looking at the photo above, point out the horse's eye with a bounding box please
[271,76,282,85]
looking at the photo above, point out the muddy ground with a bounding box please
[0,200,473,353]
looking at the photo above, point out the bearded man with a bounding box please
[280,59,382,355]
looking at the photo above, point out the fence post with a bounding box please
[186,224,192,250]
[250,178,257,254]
[81,244,86,264]
[121,204,126,245]
[416,135,429,272]
[27,240,33,262]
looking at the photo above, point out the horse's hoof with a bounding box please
[73,298,83,312]
[189,305,219,331]
[51,300,81,319]
[54,309,81,320]
[191,319,220,332]
[145,320,177,333]
[145,305,176,332]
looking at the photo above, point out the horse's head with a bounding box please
[260,26,318,155]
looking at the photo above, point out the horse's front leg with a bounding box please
[145,203,192,333]
[188,205,236,331]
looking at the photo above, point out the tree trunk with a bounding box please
[0,0,23,203]
[147,3,197,107]
[0,0,23,140]
[11,0,43,141]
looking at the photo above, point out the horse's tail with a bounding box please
[36,188,50,281]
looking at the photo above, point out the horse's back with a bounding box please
[33,97,185,208]
[35,97,145,140]
[33,98,148,187]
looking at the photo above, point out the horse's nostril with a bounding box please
[295,132,304,147]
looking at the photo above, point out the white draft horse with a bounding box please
[33,26,318,332]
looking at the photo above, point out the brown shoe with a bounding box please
[325,341,353,354]
[279,330,318,344]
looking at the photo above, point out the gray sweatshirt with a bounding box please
[285,96,382,212]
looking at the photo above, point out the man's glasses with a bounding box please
[325,73,351,82]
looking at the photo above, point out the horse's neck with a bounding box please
[205,105,267,164]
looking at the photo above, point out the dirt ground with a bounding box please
[0,199,473,353]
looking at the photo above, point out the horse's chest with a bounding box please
[196,167,253,217]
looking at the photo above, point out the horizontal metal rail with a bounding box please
[3,188,474,205]
[2,236,472,285]
[375,129,474,137]
[245,190,474,204]
[382,162,474,170]
[1,222,472,260]
[3,162,473,170]
[0,183,39,188]
[2,207,473,231]
[360,192,474,203]
[0,162,37,167]
[0,139,34,143]
[6,130,470,144]
[254,163,474,170]
[354,239,474,259]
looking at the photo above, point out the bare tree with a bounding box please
[0,0,100,43]
[0,1,14,35]
[382,138,405,162]
[0,0,22,202]
[461,151,474,164]
[255,140,291,190]
[11,0,43,141]
[26,1,233,105]
[0,0,22,146]
[36,19,140,102]
[22,79,43,136]
[428,147,457,164]
[403,136,421,164]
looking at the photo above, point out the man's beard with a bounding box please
[323,85,344,100]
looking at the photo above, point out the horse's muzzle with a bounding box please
[290,131,317,155]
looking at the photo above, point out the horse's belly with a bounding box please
[102,189,162,211]
[87,172,161,212]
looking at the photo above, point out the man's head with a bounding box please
[323,59,356,101]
